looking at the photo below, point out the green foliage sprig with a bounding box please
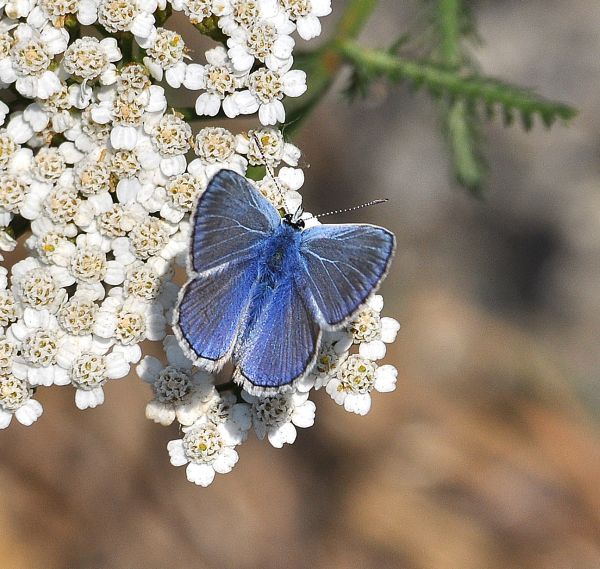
[285,0,577,195]
[340,41,576,128]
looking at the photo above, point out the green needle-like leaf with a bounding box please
[338,41,577,127]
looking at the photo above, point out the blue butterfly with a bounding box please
[173,169,395,395]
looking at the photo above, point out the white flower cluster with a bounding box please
[142,293,399,486]
[0,0,401,487]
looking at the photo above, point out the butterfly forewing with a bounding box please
[176,170,278,369]
[299,224,395,328]
[191,169,280,274]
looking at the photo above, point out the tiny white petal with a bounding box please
[0,409,13,429]
[146,400,176,426]
[267,421,296,448]
[380,317,400,343]
[367,295,384,312]
[23,103,49,132]
[28,367,55,387]
[232,91,259,115]
[344,393,371,415]
[374,364,397,393]
[183,64,206,90]
[6,114,34,144]
[195,93,222,117]
[165,62,186,88]
[130,12,155,38]
[104,261,125,285]
[282,70,307,97]
[186,462,215,486]
[110,126,139,150]
[106,352,130,379]
[14,400,43,426]
[167,439,188,466]
[75,387,105,410]
[213,448,238,474]
[160,155,187,177]
[297,15,322,41]
[311,0,332,17]
[100,37,122,61]
[53,367,70,386]
[359,340,386,361]
[258,101,283,125]
[136,356,163,383]
[278,167,304,191]
[292,400,316,428]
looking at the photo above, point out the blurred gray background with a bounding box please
[1,1,600,568]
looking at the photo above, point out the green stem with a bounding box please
[437,0,462,66]
[445,99,485,194]
[155,4,172,26]
[194,15,228,44]
[93,23,108,37]
[436,0,484,193]
[119,31,134,63]
[64,14,80,42]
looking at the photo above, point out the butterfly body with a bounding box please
[258,221,303,289]
[174,169,395,395]
[233,222,306,374]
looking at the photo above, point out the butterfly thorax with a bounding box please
[259,222,302,290]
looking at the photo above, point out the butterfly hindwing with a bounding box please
[191,169,280,274]
[299,223,395,328]
[175,260,260,370]
[233,269,321,393]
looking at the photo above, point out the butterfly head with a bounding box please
[282,209,305,230]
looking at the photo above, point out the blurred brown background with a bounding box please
[2,1,600,568]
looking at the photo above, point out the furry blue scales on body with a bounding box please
[174,169,395,394]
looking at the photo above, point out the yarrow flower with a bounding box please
[184,46,244,118]
[0,375,43,429]
[62,37,121,84]
[347,295,400,361]
[0,0,401,488]
[137,335,215,425]
[167,419,240,486]
[243,67,307,124]
[325,354,398,416]
[243,389,316,448]
[280,0,331,40]
[57,333,131,409]
[227,10,296,74]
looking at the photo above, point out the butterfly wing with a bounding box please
[298,223,395,328]
[175,169,279,370]
[190,169,281,274]
[175,262,261,371]
[232,269,321,394]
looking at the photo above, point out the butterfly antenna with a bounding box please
[252,133,289,210]
[306,199,389,221]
